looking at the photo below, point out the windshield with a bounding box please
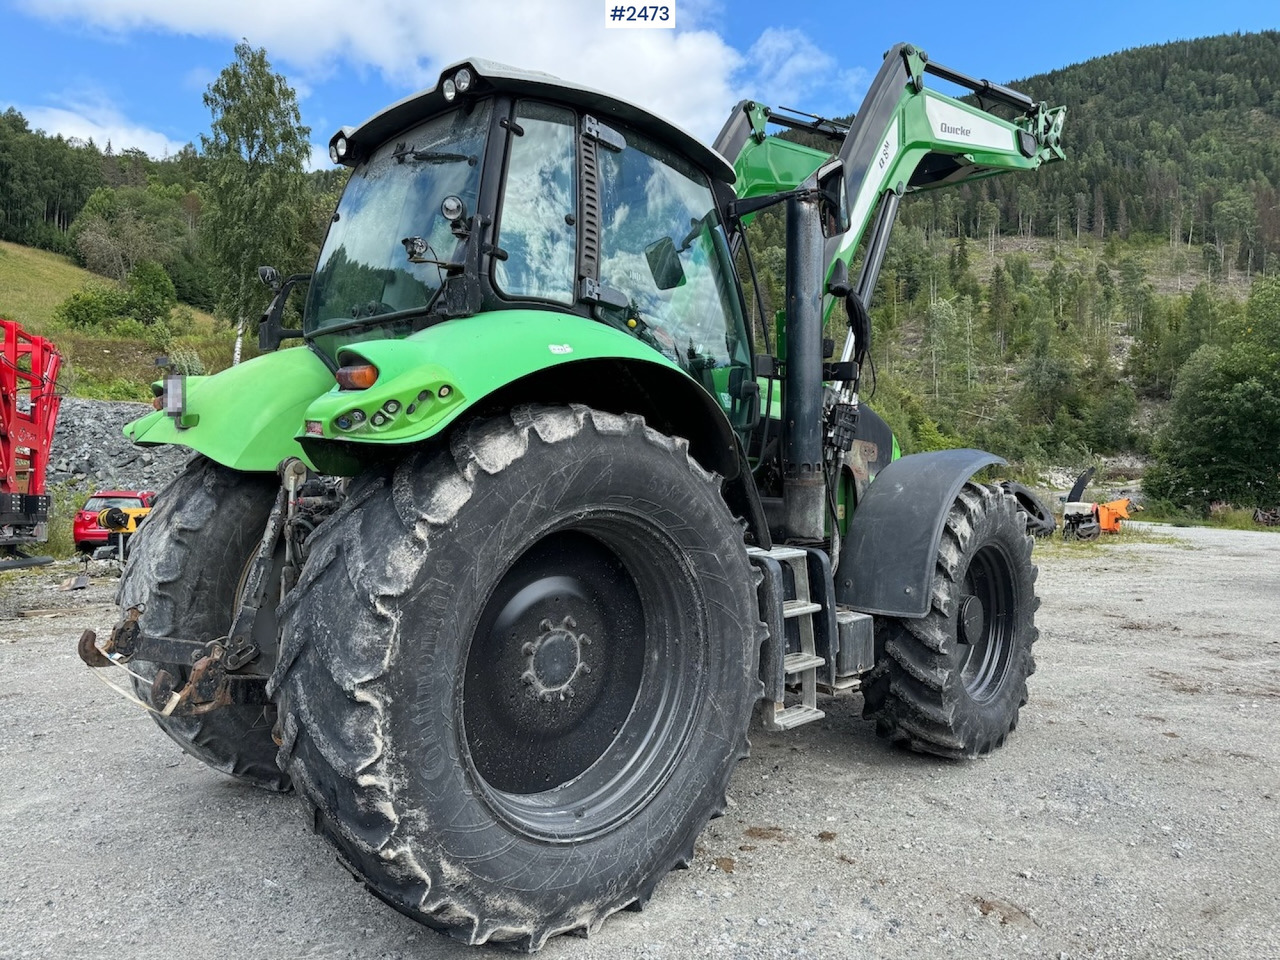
[304,101,491,350]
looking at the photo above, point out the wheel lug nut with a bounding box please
[562,615,576,629]
[520,671,535,685]
[581,664,591,675]
[541,692,553,702]
[538,619,553,633]
[565,687,575,698]
[521,642,535,656]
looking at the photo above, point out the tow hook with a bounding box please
[76,604,147,668]
[153,647,233,716]
[77,605,210,668]
[77,606,269,718]
[101,606,144,660]
[77,629,110,668]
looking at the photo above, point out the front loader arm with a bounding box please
[717,42,1066,317]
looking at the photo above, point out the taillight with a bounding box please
[335,364,379,390]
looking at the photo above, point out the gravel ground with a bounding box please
[1,523,1277,960]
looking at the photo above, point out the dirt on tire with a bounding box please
[115,455,289,792]
[271,405,764,948]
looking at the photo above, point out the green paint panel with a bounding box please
[124,346,335,471]
[734,135,831,202]
[301,309,691,446]
[124,311,704,472]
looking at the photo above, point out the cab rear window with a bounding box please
[84,497,143,512]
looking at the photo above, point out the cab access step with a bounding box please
[748,545,875,731]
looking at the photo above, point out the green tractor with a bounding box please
[82,44,1064,949]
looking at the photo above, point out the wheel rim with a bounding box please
[460,517,704,843]
[233,544,286,660]
[956,542,1016,703]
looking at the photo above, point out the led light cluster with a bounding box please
[332,385,455,434]
[328,65,477,166]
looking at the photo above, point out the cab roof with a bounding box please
[331,58,735,184]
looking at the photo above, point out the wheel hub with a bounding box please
[959,595,985,645]
[521,616,592,700]
[463,531,646,796]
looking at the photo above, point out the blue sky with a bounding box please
[1,0,1275,166]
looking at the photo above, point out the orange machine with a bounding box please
[1096,498,1130,533]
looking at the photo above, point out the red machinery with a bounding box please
[1,318,62,566]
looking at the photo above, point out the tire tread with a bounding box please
[862,482,1038,759]
[118,456,289,791]
[272,405,762,948]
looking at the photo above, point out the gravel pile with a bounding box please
[48,398,190,494]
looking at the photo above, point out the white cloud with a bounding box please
[20,97,188,157]
[17,0,740,138]
[18,0,855,143]
[307,142,332,172]
[746,27,837,107]
[182,65,217,92]
[743,27,869,119]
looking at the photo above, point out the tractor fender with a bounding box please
[297,310,742,481]
[123,346,336,472]
[835,448,1005,618]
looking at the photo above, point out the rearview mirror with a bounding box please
[644,236,686,291]
[816,158,850,238]
[258,273,311,352]
[258,265,282,291]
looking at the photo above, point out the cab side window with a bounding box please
[494,102,577,304]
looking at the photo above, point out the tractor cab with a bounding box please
[290,60,756,434]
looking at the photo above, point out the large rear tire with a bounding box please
[270,405,762,949]
[118,456,290,792]
[862,482,1039,758]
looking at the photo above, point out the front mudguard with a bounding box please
[836,448,1005,618]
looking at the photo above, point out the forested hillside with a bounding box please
[0,109,345,312]
[741,32,1280,510]
[905,31,1280,278]
[1,32,1277,510]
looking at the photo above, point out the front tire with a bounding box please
[117,456,290,791]
[862,482,1039,758]
[270,405,762,949]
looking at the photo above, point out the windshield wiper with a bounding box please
[391,143,478,166]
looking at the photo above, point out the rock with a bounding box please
[51,399,189,497]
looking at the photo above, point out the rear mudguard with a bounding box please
[836,448,1004,618]
[124,347,335,471]
[125,311,741,484]
[295,310,740,478]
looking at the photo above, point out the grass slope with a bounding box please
[0,240,102,329]
[0,240,231,400]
